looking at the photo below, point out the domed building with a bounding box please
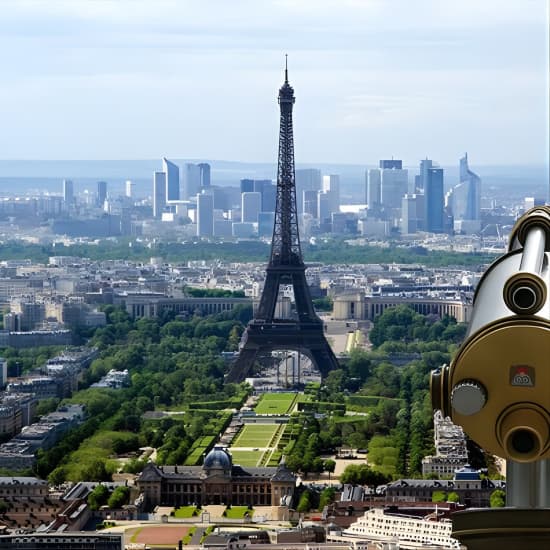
[137,446,296,510]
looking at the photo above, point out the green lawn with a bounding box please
[254,393,297,415]
[231,424,278,448]
[228,449,263,467]
[173,506,199,518]
[224,506,254,519]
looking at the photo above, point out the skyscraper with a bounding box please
[240,179,255,193]
[381,168,408,210]
[322,174,340,214]
[447,154,482,234]
[183,163,201,200]
[303,190,318,218]
[366,169,381,211]
[260,183,277,212]
[125,180,134,198]
[379,159,402,169]
[242,192,262,223]
[417,158,433,192]
[162,158,179,201]
[458,153,481,220]
[153,172,166,219]
[401,193,424,234]
[97,181,107,208]
[62,179,74,207]
[425,167,444,233]
[198,163,211,188]
[295,168,322,215]
[197,192,214,237]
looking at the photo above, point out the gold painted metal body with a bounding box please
[431,207,550,463]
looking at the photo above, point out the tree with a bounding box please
[319,487,336,510]
[296,490,312,513]
[447,491,460,503]
[432,491,447,503]
[323,459,336,475]
[108,486,130,509]
[48,467,66,486]
[88,484,110,510]
[490,489,506,508]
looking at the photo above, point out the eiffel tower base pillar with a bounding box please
[452,508,550,550]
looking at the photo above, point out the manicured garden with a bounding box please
[254,392,297,415]
[231,424,279,448]
[228,449,263,467]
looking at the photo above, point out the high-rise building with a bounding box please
[242,192,262,223]
[318,192,331,227]
[162,158,179,201]
[196,192,214,237]
[366,169,381,211]
[153,172,166,219]
[303,190,318,218]
[458,153,481,220]
[183,164,201,200]
[446,154,482,234]
[296,168,322,191]
[417,158,433,192]
[259,182,276,212]
[295,168,322,214]
[62,179,74,207]
[401,193,424,234]
[258,211,275,237]
[125,180,134,198]
[96,181,107,208]
[322,174,340,214]
[198,163,211,188]
[380,159,402,169]
[240,179,255,193]
[381,168,408,210]
[425,167,444,233]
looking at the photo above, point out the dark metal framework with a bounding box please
[226,63,339,383]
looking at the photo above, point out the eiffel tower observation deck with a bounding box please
[225,60,339,384]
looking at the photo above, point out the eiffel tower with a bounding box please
[226,60,339,383]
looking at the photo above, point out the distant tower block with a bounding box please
[125,180,134,198]
[226,61,339,383]
[62,179,74,207]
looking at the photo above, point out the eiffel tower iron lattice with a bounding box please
[225,62,339,383]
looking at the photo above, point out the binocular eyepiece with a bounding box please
[431,206,550,463]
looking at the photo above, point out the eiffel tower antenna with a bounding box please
[226,62,339,383]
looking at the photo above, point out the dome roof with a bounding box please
[203,446,232,470]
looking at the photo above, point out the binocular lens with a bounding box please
[510,429,537,455]
[511,286,538,311]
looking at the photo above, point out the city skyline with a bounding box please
[0,0,547,165]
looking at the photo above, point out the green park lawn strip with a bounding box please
[254,393,297,415]
[232,424,278,448]
[228,449,262,467]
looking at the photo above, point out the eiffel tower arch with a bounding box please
[226,61,339,384]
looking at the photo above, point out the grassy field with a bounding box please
[224,506,254,519]
[228,449,263,467]
[254,393,297,415]
[232,424,278,448]
[173,506,199,518]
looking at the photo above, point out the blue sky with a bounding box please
[0,0,547,165]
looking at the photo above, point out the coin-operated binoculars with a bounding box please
[431,206,550,550]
